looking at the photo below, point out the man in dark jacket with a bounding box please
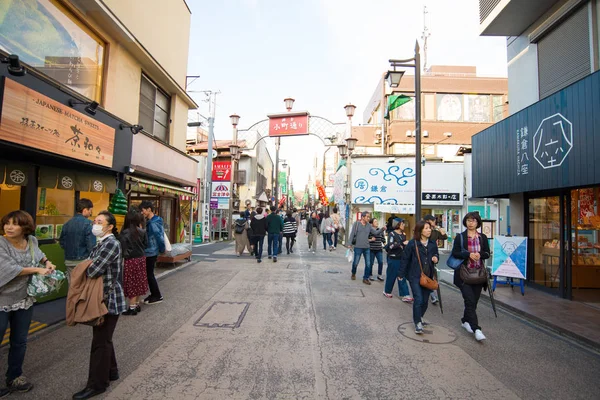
[250,208,268,263]
[424,215,447,304]
[60,198,95,283]
[140,200,166,305]
[266,206,284,262]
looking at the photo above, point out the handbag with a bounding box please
[446,234,465,270]
[415,242,438,291]
[459,235,488,285]
[26,238,65,297]
[459,263,488,285]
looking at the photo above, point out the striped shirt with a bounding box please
[283,218,298,236]
[369,230,386,252]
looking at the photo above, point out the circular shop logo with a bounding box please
[9,169,25,184]
[93,180,104,192]
[61,176,73,189]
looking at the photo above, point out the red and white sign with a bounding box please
[211,182,231,198]
[268,112,309,137]
[211,161,231,181]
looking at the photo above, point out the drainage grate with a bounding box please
[194,301,250,329]
[397,322,457,344]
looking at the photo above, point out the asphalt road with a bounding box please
[3,238,599,399]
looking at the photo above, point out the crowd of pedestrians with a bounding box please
[0,199,170,399]
[346,212,490,341]
[233,206,491,342]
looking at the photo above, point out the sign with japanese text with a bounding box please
[492,236,528,279]
[202,203,210,240]
[211,182,231,198]
[211,161,231,181]
[0,78,115,168]
[351,162,463,206]
[268,113,309,137]
[278,171,287,194]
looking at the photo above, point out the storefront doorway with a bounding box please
[528,189,600,304]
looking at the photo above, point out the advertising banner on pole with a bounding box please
[492,236,528,279]
[202,203,210,241]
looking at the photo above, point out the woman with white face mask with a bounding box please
[73,211,126,400]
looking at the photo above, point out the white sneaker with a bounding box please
[415,322,424,334]
[461,322,474,334]
[474,329,486,341]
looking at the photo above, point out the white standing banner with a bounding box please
[202,203,210,241]
[350,162,463,206]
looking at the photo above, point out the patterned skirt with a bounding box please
[123,256,149,298]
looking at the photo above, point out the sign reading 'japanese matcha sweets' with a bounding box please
[108,189,128,215]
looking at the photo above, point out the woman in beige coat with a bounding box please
[233,216,251,256]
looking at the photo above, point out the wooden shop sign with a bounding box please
[0,78,115,168]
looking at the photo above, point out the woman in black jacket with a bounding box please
[383,218,412,302]
[250,208,268,263]
[119,209,148,315]
[451,212,491,342]
[398,220,439,334]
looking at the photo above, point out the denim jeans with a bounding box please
[268,233,280,257]
[384,257,410,297]
[279,233,283,254]
[333,230,338,247]
[408,278,432,326]
[254,236,265,260]
[351,247,372,280]
[370,250,384,276]
[0,307,34,382]
[145,255,162,299]
[323,233,333,249]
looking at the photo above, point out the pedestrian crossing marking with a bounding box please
[1,320,47,346]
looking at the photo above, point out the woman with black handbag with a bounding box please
[398,220,439,334]
[451,212,490,342]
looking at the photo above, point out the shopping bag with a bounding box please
[346,248,353,263]
[27,270,66,297]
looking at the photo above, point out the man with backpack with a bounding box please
[233,215,251,256]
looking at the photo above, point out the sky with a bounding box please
[185,0,508,189]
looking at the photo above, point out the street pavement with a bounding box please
[3,237,600,399]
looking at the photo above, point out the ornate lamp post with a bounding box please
[274,98,295,207]
[385,41,422,219]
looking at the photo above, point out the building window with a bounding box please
[391,97,415,120]
[424,94,435,120]
[139,74,170,142]
[492,95,505,122]
[436,94,463,122]
[463,95,491,122]
[0,0,105,101]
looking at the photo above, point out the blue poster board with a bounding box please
[492,236,528,295]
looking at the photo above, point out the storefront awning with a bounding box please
[127,176,196,197]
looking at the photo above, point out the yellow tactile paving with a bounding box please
[1,321,47,346]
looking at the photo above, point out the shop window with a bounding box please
[571,188,600,298]
[139,74,170,143]
[0,0,105,102]
[0,184,21,219]
[36,188,75,240]
[82,192,110,215]
[529,196,561,291]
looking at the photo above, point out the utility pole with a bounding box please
[203,91,219,241]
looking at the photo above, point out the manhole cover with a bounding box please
[194,301,250,329]
[324,270,342,274]
[397,322,457,344]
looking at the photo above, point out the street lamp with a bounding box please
[344,135,358,245]
[384,70,405,88]
[337,143,348,158]
[284,97,295,112]
[275,99,294,207]
[387,40,422,219]
[344,103,356,119]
